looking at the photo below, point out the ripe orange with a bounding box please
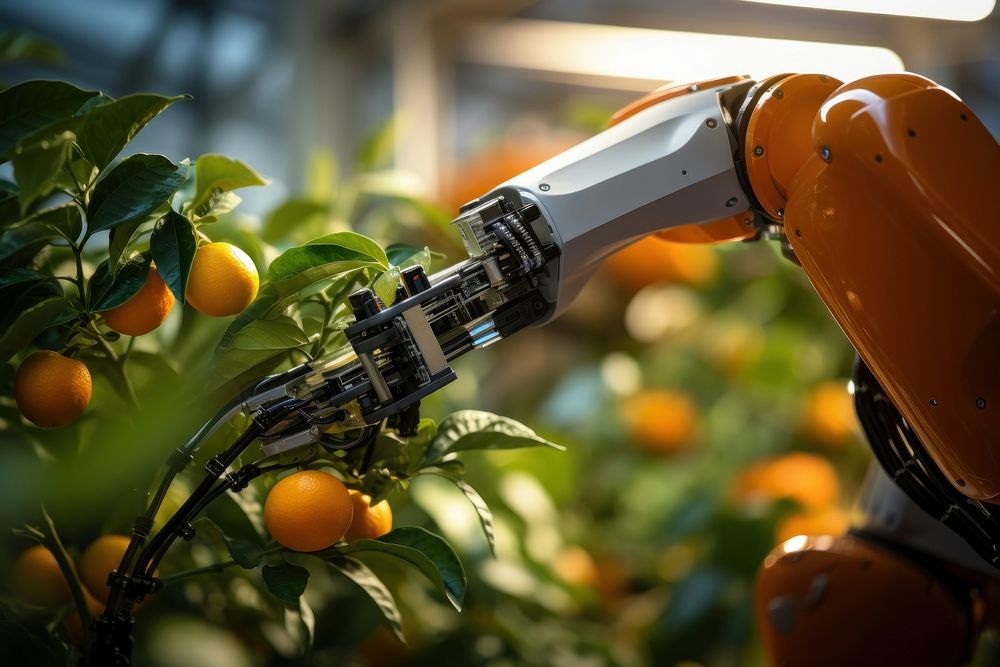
[801,381,858,448]
[79,534,131,603]
[264,470,354,552]
[63,588,105,645]
[776,506,850,544]
[12,545,73,607]
[100,267,174,336]
[344,490,393,542]
[622,389,699,455]
[440,140,576,212]
[553,545,599,588]
[602,236,719,291]
[15,350,92,428]
[185,242,259,317]
[732,452,840,511]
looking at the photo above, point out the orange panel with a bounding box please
[787,73,1000,500]
[757,534,970,667]
[657,214,757,244]
[608,75,749,127]
[744,74,842,219]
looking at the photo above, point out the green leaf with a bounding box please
[333,526,466,611]
[308,231,388,266]
[89,252,152,312]
[433,476,496,557]
[211,315,309,390]
[385,243,444,271]
[328,557,406,643]
[355,117,395,171]
[150,210,196,303]
[11,130,75,214]
[0,80,98,157]
[87,154,187,234]
[261,198,328,244]
[7,202,82,244]
[191,189,241,222]
[425,410,565,464]
[266,233,386,297]
[191,154,268,210]
[0,296,75,362]
[372,266,401,306]
[107,220,142,272]
[262,562,310,604]
[0,178,18,224]
[226,537,265,569]
[0,32,62,65]
[0,267,50,290]
[216,283,287,352]
[75,93,190,169]
[0,221,59,264]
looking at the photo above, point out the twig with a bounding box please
[40,505,93,654]
[159,544,285,585]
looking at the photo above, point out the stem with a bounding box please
[72,244,87,305]
[159,544,285,585]
[41,505,92,654]
[88,321,140,411]
[63,164,84,195]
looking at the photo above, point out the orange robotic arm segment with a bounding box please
[785,74,1000,500]
[756,533,972,667]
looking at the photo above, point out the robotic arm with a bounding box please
[92,71,1000,666]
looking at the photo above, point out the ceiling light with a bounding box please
[739,0,995,22]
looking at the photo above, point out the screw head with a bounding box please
[930,398,939,407]
[977,397,987,409]
[706,118,718,129]
[820,145,832,162]
[539,183,550,191]
[777,208,785,218]
[774,89,784,99]
[753,145,764,157]
[725,197,738,207]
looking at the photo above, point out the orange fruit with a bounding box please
[801,381,858,448]
[12,545,73,607]
[264,470,353,552]
[185,242,259,317]
[100,267,174,336]
[602,236,719,291]
[63,588,105,645]
[776,506,850,544]
[440,140,575,212]
[553,546,599,588]
[344,490,393,542]
[732,452,840,511]
[622,389,699,454]
[15,350,92,428]
[79,534,131,603]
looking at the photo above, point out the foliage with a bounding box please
[0,70,560,666]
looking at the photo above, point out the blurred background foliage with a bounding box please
[1,1,998,666]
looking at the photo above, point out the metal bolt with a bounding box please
[725,197,738,207]
[930,398,939,406]
[706,118,718,128]
[539,183,550,191]
[777,208,785,218]
[774,89,784,99]
[977,397,987,409]
[753,145,764,157]
[820,145,832,162]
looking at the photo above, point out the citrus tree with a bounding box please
[0,75,563,665]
